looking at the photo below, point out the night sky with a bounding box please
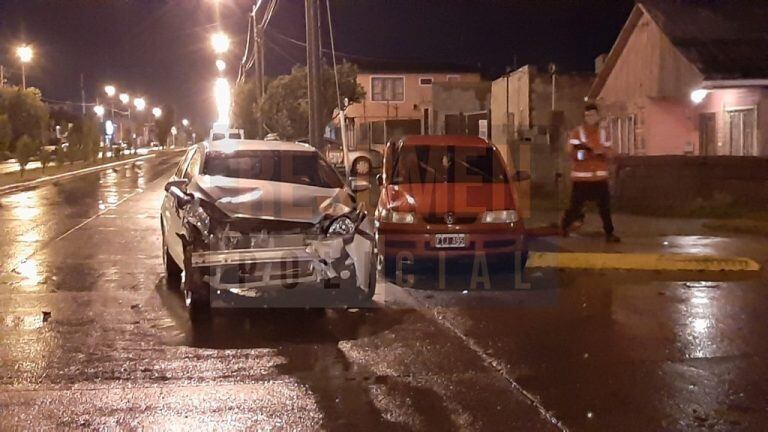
[0,0,634,124]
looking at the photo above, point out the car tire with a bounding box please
[162,220,182,288]
[353,157,371,176]
[361,251,378,301]
[183,247,211,321]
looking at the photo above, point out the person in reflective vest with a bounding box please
[561,103,621,243]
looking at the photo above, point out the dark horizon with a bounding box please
[0,0,634,124]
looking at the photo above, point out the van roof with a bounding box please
[400,135,491,148]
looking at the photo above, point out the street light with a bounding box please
[216,59,226,72]
[210,32,230,54]
[133,98,146,111]
[182,118,190,127]
[214,77,231,125]
[16,45,33,90]
[119,93,130,104]
[93,105,105,117]
[152,107,162,118]
[104,85,116,97]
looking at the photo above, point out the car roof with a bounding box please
[204,139,316,153]
[399,135,491,148]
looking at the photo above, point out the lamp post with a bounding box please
[16,45,33,90]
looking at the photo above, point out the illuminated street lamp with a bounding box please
[104,85,116,97]
[182,118,190,127]
[210,32,230,54]
[16,45,33,90]
[214,77,231,125]
[152,107,162,118]
[216,59,226,72]
[133,97,146,111]
[119,93,130,104]
[93,105,105,117]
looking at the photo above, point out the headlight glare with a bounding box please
[481,209,519,224]
[381,209,415,224]
[328,216,356,236]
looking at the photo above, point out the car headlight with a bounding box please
[481,210,519,224]
[328,216,356,236]
[380,209,415,224]
[183,199,211,235]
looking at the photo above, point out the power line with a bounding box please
[267,29,419,63]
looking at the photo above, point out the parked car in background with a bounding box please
[160,138,376,319]
[375,135,529,273]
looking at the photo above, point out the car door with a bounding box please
[162,147,198,266]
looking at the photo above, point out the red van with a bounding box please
[375,135,528,271]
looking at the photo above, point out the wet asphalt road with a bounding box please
[1,152,767,431]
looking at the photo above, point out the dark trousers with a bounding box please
[561,180,614,235]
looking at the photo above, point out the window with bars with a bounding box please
[371,77,405,102]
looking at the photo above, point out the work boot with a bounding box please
[605,233,621,243]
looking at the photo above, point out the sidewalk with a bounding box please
[526,211,767,272]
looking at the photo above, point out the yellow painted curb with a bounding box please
[528,252,761,272]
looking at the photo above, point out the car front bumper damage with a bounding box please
[189,217,376,306]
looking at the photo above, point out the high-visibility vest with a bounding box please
[568,124,611,182]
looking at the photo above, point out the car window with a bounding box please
[203,150,344,188]
[391,145,508,184]
[175,148,196,178]
[183,149,201,180]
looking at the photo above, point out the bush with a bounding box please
[15,135,39,177]
[39,148,52,171]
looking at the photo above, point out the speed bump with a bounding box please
[527,252,761,272]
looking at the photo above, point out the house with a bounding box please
[341,62,485,152]
[588,0,768,156]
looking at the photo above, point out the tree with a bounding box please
[0,87,49,151]
[154,104,176,148]
[39,147,52,172]
[68,115,100,163]
[232,81,262,139]
[238,62,365,141]
[15,135,39,177]
[0,114,11,158]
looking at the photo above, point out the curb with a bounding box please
[527,251,761,272]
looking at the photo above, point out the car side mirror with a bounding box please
[168,186,192,208]
[376,173,384,187]
[165,180,191,208]
[350,178,371,192]
[512,170,531,182]
[164,179,187,193]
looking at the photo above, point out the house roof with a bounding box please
[354,59,480,75]
[589,0,768,98]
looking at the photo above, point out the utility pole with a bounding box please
[0,65,5,88]
[252,4,265,138]
[305,0,323,149]
[80,74,86,115]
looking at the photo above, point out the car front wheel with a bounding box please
[183,246,211,321]
[162,220,182,287]
[353,157,371,176]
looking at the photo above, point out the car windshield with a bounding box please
[203,150,344,188]
[391,145,508,184]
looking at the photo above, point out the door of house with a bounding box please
[729,108,756,156]
[445,113,465,135]
[698,113,717,155]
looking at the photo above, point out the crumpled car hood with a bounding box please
[187,175,355,223]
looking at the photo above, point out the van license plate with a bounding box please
[435,234,466,248]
